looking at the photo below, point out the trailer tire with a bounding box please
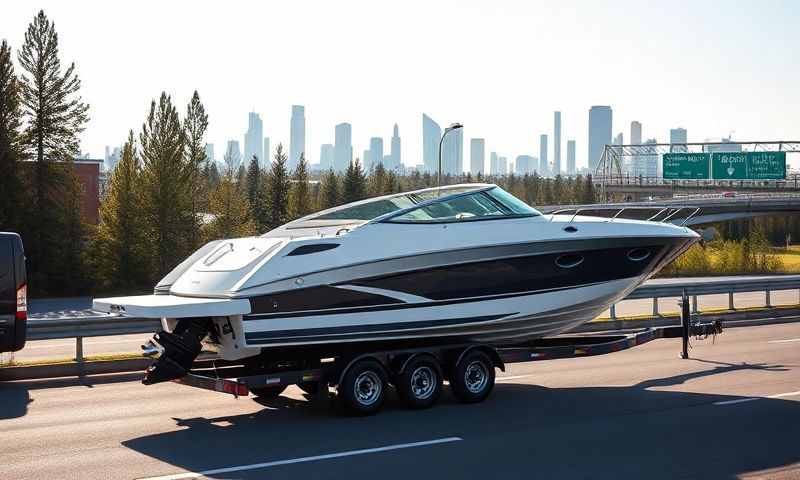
[250,385,286,399]
[450,350,495,403]
[338,359,388,415]
[396,355,443,409]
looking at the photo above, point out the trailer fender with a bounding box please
[336,353,386,387]
[453,345,505,375]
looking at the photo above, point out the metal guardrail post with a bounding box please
[691,295,699,314]
[609,304,617,320]
[681,289,690,359]
[652,297,659,316]
[766,289,772,308]
[76,336,84,376]
[729,291,735,310]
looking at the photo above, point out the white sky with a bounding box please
[2,0,799,170]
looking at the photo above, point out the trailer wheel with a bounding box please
[396,355,442,409]
[450,350,495,403]
[250,385,286,399]
[338,359,387,415]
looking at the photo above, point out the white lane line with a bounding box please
[714,390,800,406]
[139,437,463,480]
[768,338,800,344]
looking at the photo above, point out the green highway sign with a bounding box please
[662,153,710,179]
[711,151,786,180]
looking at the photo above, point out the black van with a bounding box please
[0,232,26,353]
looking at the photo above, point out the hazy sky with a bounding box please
[2,0,798,170]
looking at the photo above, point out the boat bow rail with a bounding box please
[549,205,701,226]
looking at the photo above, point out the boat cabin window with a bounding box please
[385,188,540,223]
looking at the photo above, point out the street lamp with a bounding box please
[438,122,463,189]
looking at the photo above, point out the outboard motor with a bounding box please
[142,318,213,385]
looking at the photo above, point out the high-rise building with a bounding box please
[515,155,535,175]
[390,123,401,170]
[469,138,485,175]
[334,123,352,172]
[553,111,561,175]
[630,121,642,145]
[613,132,624,145]
[498,156,508,175]
[262,137,271,166]
[588,106,613,172]
[634,138,659,178]
[670,127,688,152]
[441,127,463,175]
[367,137,384,171]
[225,140,242,171]
[244,112,263,165]
[539,134,549,176]
[422,114,441,174]
[104,145,121,171]
[490,152,499,175]
[204,143,215,165]
[703,137,742,154]
[289,105,305,170]
[319,144,334,170]
[567,140,576,175]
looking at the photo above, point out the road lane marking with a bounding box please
[768,338,800,344]
[714,390,800,406]
[496,374,534,382]
[139,437,463,480]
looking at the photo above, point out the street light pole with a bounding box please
[438,123,463,189]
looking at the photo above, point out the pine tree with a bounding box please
[582,174,597,203]
[139,92,192,278]
[0,40,23,230]
[245,155,261,210]
[318,169,340,210]
[17,10,90,293]
[183,91,208,248]
[288,154,311,220]
[205,167,256,240]
[261,143,290,231]
[368,162,388,197]
[342,159,367,203]
[93,131,149,291]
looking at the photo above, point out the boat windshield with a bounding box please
[311,186,482,221]
[385,187,541,223]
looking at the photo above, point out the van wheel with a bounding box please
[396,356,442,409]
[338,359,387,415]
[250,385,286,398]
[450,350,495,403]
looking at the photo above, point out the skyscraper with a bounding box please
[263,137,271,166]
[498,156,508,175]
[204,143,215,165]
[441,127,463,175]
[553,111,561,175]
[422,114,441,174]
[334,123,352,172]
[244,112,263,165]
[539,134,548,176]
[470,138,485,175]
[634,138,659,178]
[225,140,242,171]
[490,152,499,175]
[588,106,613,173]
[319,144,334,170]
[630,121,642,175]
[390,124,401,170]
[670,127,688,152]
[613,132,624,145]
[289,105,305,170]
[367,137,384,171]
[567,140,576,175]
[515,155,535,175]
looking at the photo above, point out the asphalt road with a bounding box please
[11,286,799,363]
[2,322,799,479]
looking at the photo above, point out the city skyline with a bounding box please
[5,2,797,171]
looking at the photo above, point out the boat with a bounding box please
[93,183,699,384]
